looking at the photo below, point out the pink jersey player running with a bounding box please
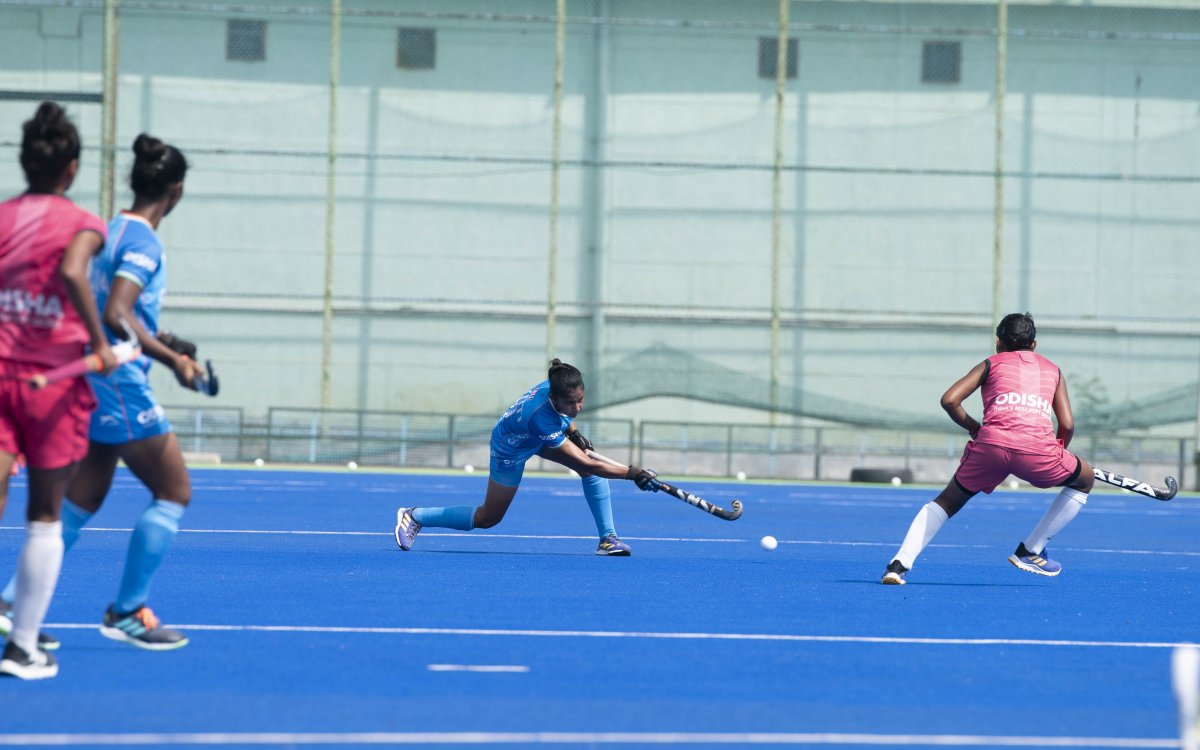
[0,102,117,679]
[881,312,1096,585]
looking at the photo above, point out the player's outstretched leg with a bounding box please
[581,474,631,557]
[880,480,971,585]
[1008,486,1087,577]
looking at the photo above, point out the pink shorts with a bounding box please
[954,439,1080,495]
[0,360,97,470]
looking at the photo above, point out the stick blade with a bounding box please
[715,499,744,521]
[1163,476,1179,501]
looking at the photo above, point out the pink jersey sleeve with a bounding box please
[973,350,1061,451]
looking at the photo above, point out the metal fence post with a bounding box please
[813,427,822,480]
[726,425,734,477]
[308,413,319,464]
[448,415,456,468]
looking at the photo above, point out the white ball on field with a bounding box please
[1008,478,1019,489]
[463,464,475,473]
[347,461,358,470]
[890,476,902,486]
[760,535,778,551]
[253,458,264,467]
[736,471,747,481]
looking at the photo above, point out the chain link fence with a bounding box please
[5,0,1199,479]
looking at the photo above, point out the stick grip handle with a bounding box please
[28,340,141,390]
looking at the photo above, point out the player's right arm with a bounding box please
[60,229,116,373]
[940,361,988,438]
[1051,369,1075,448]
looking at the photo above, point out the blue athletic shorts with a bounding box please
[87,364,174,445]
[489,446,528,487]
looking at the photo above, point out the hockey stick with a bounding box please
[29,321,141,389]
[588,450,744,521]
[1093,468,1178,501]
[159,330,218,397]
[191,359,219,397]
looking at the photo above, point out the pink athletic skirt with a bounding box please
[954,439,1080,495]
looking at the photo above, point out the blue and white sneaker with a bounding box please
[394,507,422,551]
[0,598,60,651]
[1008,543,1062,577]
[595,534,632,557]
[99,604,188,651]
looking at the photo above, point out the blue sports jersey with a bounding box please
[491,380,572,463]
[89,212,166,373]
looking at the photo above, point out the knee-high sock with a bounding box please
[10,521,64,654]
[412,506,475,530]
[582,475,616,539]
[892,501,949,570]
[2,499,90,604]
[114,500,185,614]
[1023,487,1087,554]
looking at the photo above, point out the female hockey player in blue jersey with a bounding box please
[394,359,659,556]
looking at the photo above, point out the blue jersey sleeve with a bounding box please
[530,403,570,449]
[112,230,163,289]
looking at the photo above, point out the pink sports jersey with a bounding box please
[0,193,107,367]
[973,350,1061,452]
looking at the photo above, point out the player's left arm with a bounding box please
[60,229,116,373]
[940,361,988,438]
[1051,368,1075,448]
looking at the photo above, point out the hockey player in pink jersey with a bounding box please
[881,312,1095,585]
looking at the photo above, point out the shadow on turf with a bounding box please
[399,549,596,558]
[837,579,1036,588]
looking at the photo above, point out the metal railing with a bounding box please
[166,405,1193,489]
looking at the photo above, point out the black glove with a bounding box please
[157,330,197,359]
[567,430,593,453]
[626,465,660,491]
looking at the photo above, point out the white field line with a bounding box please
[37,622,1196,650]
[0,731,1178,747]
[426,663,530,673]
[3,526,1197,557]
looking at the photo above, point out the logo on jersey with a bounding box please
[136,405,166,426]
[0,288,64,329]
[98,414,120,427]
[121,251,159,273]
[992,391,1052,418]
[540,429,564,442]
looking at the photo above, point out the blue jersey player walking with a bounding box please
[0,134,204,651]
[394,360,660,555]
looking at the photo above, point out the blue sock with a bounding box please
[412,506,475,531]
[582,474,616,539]
[114,500,185,614]
[2,498,91,604]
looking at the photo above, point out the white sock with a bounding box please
[1024,487,1087,554]
[10,521,64,654]
[893,501,949,570]
[1173,645,1200,750]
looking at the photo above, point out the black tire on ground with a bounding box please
[850,468,914,484]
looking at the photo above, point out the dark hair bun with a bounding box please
[20,101,81,187]
[133,133,167,161]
